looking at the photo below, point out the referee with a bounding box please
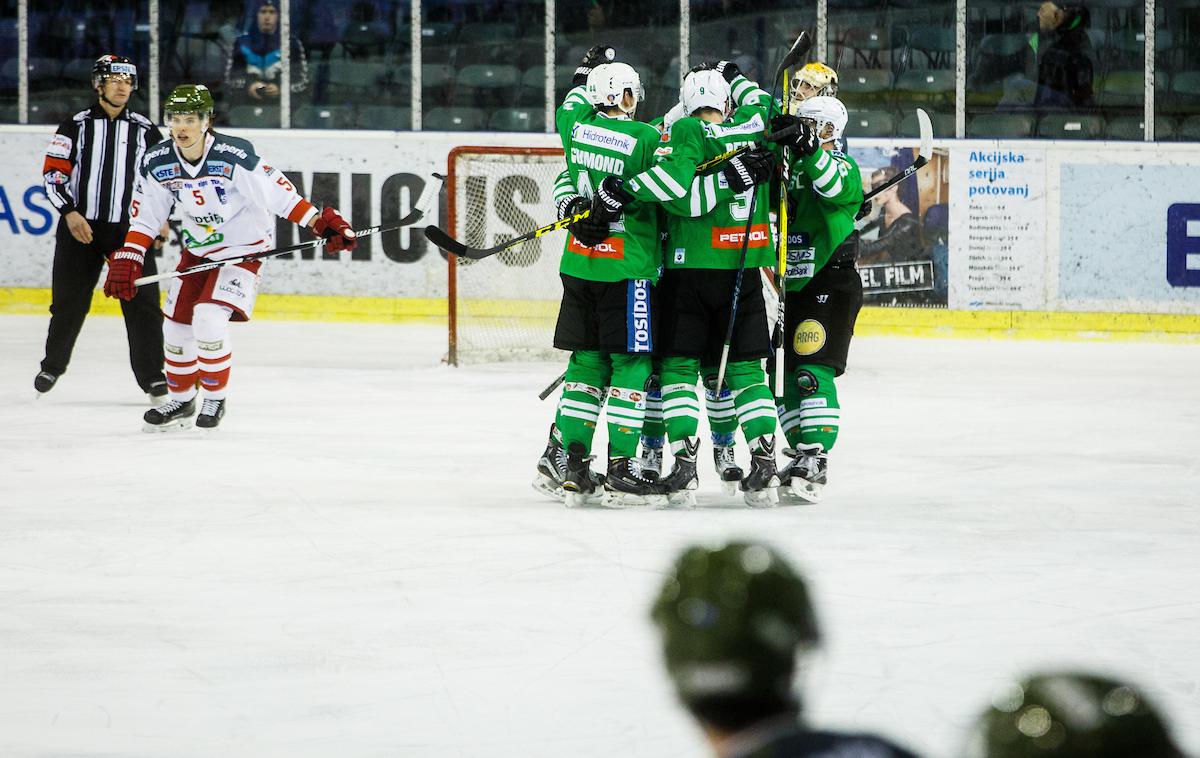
[36,54,168,401]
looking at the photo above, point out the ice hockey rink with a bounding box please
[1,314,1198,757]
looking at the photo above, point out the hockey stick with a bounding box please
[135,174,446,287]
[538,370,567,401]
[861,108,933,206]
[714,30,812,393]
[133,225,397,286]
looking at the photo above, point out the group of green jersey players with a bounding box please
[533,45,864,509]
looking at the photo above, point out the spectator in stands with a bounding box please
[650,541,920,758]
[1030,3,1095,109]
[225,0,309,105]
[859,167,923,266]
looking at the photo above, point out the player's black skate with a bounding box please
[780,444,828,504]
[656,437,699,507]
[143,397,196,432]
[34,370,58,395]
[740,435,781,507]
[604,453,668,508]
[195,398,226,430]
[562,441,601,508]
[713,445,744,497]
[533,424,569,502]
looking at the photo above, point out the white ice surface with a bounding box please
[1,314,1198,757]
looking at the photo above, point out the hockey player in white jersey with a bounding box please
[103,84,357,431]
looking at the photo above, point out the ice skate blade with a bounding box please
[142,418,194,433]
[563,489,604,508]
[532,474,566,503]
[783,479,823,504]
[720,480,739,497]
[663,489,697,509]
[600,489,667,508]
[743,487,780,508]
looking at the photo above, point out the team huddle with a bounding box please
[533,45,865,508]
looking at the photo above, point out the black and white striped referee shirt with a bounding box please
[42,104,164,225]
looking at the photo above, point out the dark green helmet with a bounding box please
[650,541,820,705]
[968,672,1183,758]
[164,84,215,118]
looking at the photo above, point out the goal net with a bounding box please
[447,146,567,365]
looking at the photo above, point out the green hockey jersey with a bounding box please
[784,147,863,292]
[554,86,665,282]
[658,74,776,270]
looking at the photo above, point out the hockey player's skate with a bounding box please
[713,445,744,497]
[142,397,196,432]
[656,437,699,508]
[195,398,226,430]
[639,437,664,481]
[562,442,602,508]
[740,435,781,507]
[533,424,569,502]
[603,454,668,508]
[780,444,828,504]
[34,370,58,396]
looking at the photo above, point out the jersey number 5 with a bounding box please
[192,188,205,205]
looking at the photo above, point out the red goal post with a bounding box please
[446,145,568,366]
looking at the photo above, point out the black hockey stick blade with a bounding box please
[775,31,813,82]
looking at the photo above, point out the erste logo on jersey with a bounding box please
[206,161,233,179]
[153,163,181,181]
[571,123,636,156]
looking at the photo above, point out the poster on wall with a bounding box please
[849,145,950,308]
[948,145,1046,310]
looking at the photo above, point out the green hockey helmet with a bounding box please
[164,84,215,119]
[967,671,1183,758]
[650,541,820,705]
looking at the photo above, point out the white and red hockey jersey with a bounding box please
[123,131,317,259]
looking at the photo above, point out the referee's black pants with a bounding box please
[41,218,165,391]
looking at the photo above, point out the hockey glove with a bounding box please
[768,114,820,156]
[103,246,144,301]
[721,147,775,193]
[688,61,718,74]
[714,60,741,83]
[572,44,616,87]
[563,196,610,248]
[590,175,634,223]
[312,206,357,253]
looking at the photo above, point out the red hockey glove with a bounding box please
[103,246,145,301]
[312,206,357,252]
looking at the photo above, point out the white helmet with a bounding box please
[792,95,848,143]
[680,69,731,118]
[586,62,644,114]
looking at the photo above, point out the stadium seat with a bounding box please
[908,27,955,68]
[227,104,281,128]
[1104,115,1176,140]
[327,59,387,92]
[845,108,895,137]
[424,106,487,131]
[1178,115,1200,141]
[357,105,412,130]
[519,67,552,106]
[489,107,545,132]
[1036,112,1105,139]
[62,58,94,85]
[967,112,1035,138]
[837,69,893,107]
[894,69,955,103]
[1095,70,1145,108]
[898,109,953,138]
[839,27,903,68]
[1170,70,1200,115]
[293,104,353,129]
